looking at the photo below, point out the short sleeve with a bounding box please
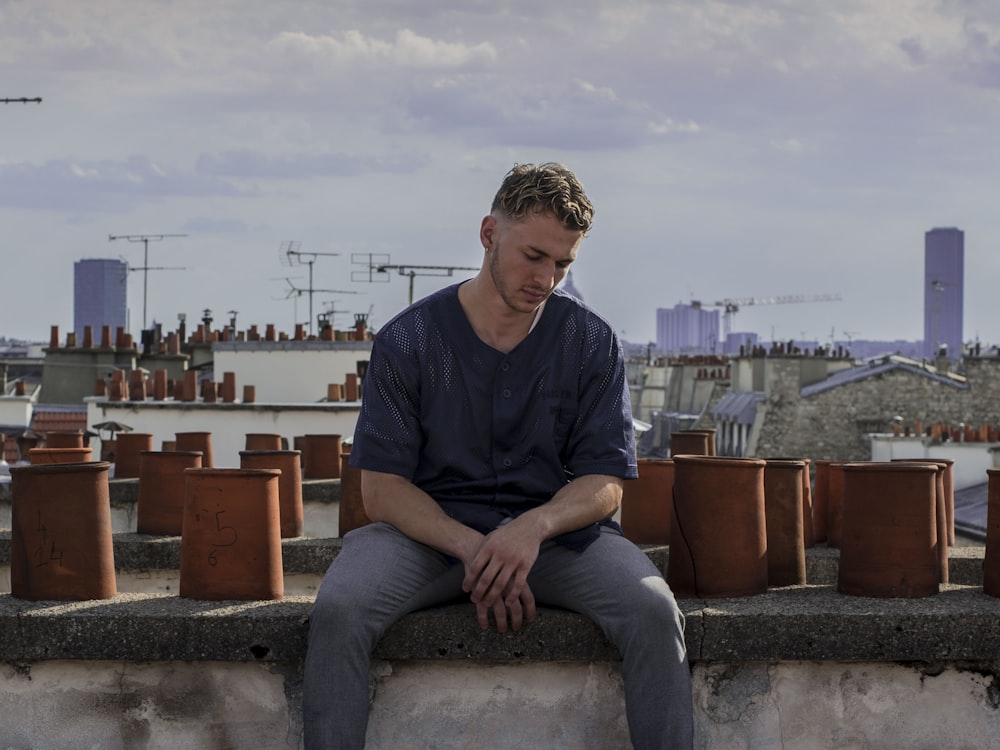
[349,328,424,480]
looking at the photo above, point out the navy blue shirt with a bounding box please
[350,283,637,550]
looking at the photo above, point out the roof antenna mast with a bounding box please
[279,242,353,335]
[108,234,188,331]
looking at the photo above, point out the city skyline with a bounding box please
[3,2,1000,346]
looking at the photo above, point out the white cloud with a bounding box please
[769,137,803,154]
[648,118,702,136]
[266,28,496,70]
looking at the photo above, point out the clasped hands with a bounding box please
[461,519,540,633]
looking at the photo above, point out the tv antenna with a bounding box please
[279,242,356,335]
[118,254,186,307]
[108,233,188,331]
[316,299,354,334]
[351,253,478,305]
[2,97,42,104]
[270,276,306,327]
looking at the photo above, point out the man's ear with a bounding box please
[480,215,497,252]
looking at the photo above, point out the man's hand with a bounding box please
[462,518,541,633]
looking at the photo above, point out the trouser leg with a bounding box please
[303,522,464,750]
[528,526,693,750]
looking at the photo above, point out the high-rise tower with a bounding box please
[656,302,720,355]
[74,258,127,338]
[923,228,964,360]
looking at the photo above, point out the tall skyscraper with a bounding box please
[74,258,127,338]
[923,228,964,360]
[656,302,720,355]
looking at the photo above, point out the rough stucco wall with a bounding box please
[964,358,1000,424]
[748,359,809,458]
[692,380,730,431]
[0,661,302,750]
[365,661,631,749]
[693,661,1000,750]
[4,659,1000,749]
[750,357,1000,462]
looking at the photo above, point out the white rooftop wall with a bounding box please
[211,341,372,403]
[0,397,32,430]
[85,399,362,468]
[869,434,997,491]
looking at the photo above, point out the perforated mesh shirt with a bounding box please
[350,283,637,550]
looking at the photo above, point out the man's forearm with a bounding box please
[514,473,623,542]
[361,469,483,563]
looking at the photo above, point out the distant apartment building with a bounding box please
[655,302,720,355]
[74,258,127,338]
[724,331,759,355]
[923,227,964,360]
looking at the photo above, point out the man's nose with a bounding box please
[533,261,557,288]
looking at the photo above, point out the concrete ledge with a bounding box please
[2,583,1000,665]
[0,595,617,664]
[691,584,1000,662]
[0,594,311,663]
[0,476,341,506]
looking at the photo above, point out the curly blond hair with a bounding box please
[490,162,594,234]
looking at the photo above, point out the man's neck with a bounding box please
[458,276,543,354]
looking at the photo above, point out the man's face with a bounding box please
[484,212,582,315]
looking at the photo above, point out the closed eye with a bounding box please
[524,250,574,268]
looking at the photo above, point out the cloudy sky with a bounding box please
[2,0,999,349]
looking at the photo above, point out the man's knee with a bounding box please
[622,575,685,635]
[309,569,374,648]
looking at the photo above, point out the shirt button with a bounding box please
[502,388,511,398]
[501,362,510,372]
[503,458,512,467]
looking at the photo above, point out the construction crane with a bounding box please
[713,293,842,337]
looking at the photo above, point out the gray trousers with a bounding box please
[303,522,693,749]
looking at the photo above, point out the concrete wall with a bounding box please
[212,341,372,403]
[39,347,136,404]
[4,658,1000,750]
[0,661,302,750]
[692,661,1000,750]
[85,400,362,469]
